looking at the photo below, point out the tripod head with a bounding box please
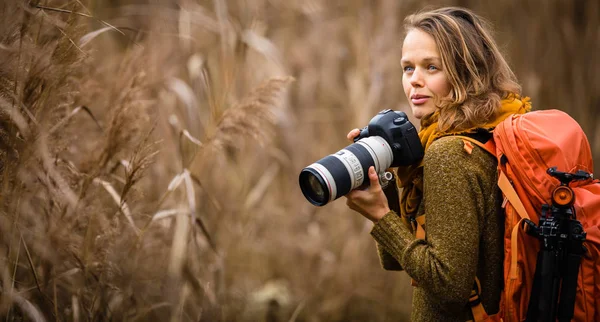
[547,167,592,209]
[547,167,592,186]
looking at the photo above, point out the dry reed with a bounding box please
[0,0,597,321]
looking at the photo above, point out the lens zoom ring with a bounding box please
[345,144,376,187]
[317,156,352,198]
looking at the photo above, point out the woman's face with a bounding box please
[401,28,451,120]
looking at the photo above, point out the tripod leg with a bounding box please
[557,252,581,322]
[526,252,543,322]
[557,222,586,322]
[539,249,561,322]
[526,249,560,322]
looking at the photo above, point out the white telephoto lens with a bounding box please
[357,136,393,173]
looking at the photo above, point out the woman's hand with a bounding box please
[344,129,391,223]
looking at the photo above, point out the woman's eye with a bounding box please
[403,66,414,72]
[427,65,438,71]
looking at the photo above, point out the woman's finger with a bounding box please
[346,128,360,141]
[368,167,381,191]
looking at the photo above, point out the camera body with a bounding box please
[354,109,423,166]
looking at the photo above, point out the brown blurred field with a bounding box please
[1,0,598,321]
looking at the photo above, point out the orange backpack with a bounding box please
[460,109,600,322]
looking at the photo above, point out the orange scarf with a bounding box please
[396,96,532,226]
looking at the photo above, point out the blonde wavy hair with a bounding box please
[404,7,521,131]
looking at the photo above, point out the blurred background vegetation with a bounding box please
[0,0,598,321]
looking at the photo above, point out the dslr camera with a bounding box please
[299,109,424,206]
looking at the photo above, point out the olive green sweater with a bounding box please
[371,136,504,322]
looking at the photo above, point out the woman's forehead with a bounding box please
[401,29,440,59]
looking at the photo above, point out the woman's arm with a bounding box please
[371,138,487,306]
[376,242,404,270]
[375,172,405,270]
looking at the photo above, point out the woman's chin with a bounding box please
[411,105,436,120]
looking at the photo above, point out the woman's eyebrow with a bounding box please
[422,57,441,63]
[401,56,441,65]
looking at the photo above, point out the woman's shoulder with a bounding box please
[422,136,498,199]
[426,136,467,158]
[424,136,496,172]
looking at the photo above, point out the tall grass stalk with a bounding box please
[1,0,597,321]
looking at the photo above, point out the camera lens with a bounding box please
[299,136,393,206]
[299,169,329,205]
[307,174,325,199]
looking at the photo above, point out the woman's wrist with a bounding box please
[372,207,392,223]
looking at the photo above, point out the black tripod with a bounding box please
[524,167,591,322]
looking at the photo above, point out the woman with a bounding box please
[345,7,531,322]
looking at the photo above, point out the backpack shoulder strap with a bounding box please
[454,134,529,322]
[454,135,496,156]
[457,134,531,285]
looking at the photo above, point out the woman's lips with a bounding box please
[411,97,430,105]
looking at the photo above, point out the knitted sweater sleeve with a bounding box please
[375,175,405,271]
[376,243,404,270]
[370,137,487,307]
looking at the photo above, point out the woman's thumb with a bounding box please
[368,167,380,187]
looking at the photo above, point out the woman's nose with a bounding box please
[410,69,424,87]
